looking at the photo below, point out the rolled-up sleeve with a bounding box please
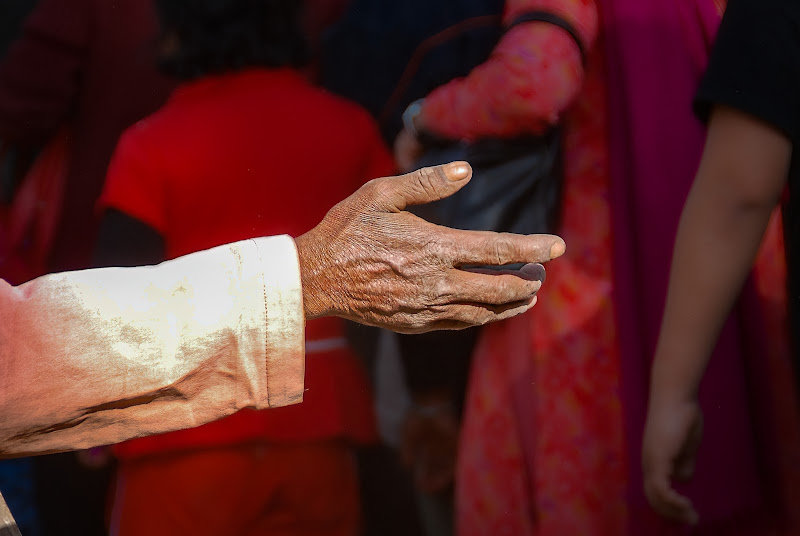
[0,235,305,457]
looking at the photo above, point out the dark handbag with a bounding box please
[395,11,585,236]
[412,129,564,235]
[390,10,586,406]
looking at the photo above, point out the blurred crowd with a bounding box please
[1,0,799,535]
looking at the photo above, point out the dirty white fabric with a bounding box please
[0,236,305,457]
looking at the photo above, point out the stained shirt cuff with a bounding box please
[249,235,305,408]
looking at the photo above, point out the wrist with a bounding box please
[648,326,711,402]
[295,232,333,319]
[649,360,700,408]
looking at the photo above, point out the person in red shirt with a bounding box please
[95,1,395,534]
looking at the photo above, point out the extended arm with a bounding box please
[0,163,564,457]
[642,106,791,523]
[0,236,305,457]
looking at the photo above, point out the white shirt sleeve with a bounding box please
[0,235,305,457]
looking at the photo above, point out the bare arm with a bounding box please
[643,106,791,523]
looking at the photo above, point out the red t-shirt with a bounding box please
[101,68,395,458]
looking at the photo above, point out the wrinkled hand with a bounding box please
[394,127,424,173]
[295,162,565,333]
[642,397,703,525]
[401,399,459,493]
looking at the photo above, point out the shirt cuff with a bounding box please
[250,235,305,407]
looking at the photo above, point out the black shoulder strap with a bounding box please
[506,11,586,63]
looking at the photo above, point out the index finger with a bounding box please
[446,229,566,267]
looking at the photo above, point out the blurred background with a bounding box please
[1,1,798,535]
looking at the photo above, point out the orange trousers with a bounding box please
[110,441,360,536]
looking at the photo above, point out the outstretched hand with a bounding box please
[295,162,566,333]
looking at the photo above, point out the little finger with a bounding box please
[442,269,543,306]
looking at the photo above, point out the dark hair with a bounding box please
[156,0,309,80]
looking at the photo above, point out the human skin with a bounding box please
[0,162,564,460]
[297,161,565,333]
[642,106,791,524]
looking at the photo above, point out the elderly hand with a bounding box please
[295,162,566,333]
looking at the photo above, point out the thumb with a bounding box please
[376,162,472,212]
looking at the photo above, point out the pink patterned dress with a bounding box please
[418,0,800,534]
[453,23,627,536]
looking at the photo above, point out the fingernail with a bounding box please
[520,263,546,283]
[444,162,471,181]
[550,239,566,258]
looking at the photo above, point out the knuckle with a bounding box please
[414,166,445,199]
[361,177,381,195]
[423,238,452,264]
[408,311,436,333]
[354,178,383,206]
[430,277,452,303]
[495,279,519,302]
[371,177,395,200]
[479,281,505,305]
[431,303,461,322]
[449,304,491,326]
[491,237,516,265]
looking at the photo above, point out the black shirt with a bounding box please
[694,0,800,368]
[695,0,800,139]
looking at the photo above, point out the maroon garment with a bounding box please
[304,0,352,47]
[0,0,175,272]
